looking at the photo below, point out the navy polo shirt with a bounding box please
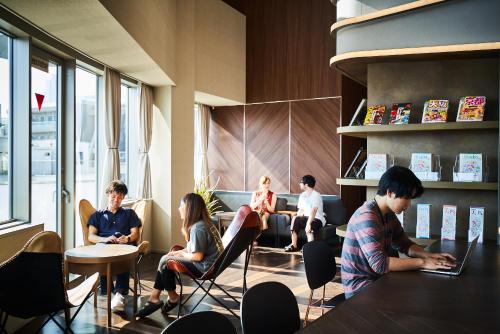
[88,207,141,240]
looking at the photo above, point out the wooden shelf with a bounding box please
[337,121,499,138]
[337,178,498,190]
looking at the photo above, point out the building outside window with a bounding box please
[0,32,10,222]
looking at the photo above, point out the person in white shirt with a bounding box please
[284,175,326,252]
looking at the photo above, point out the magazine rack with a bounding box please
[453,154,488,182]
[409,154,441,181]
[364,154,394,180]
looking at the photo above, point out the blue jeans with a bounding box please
[100,272,130,295]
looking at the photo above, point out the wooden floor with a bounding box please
[19,246,344,333]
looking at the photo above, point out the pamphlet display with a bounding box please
[416,204,431,238]
[441,205,457,240]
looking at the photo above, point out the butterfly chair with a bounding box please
[161,311,237,334]
[240,281,300,334]
[167,205,261,319]
[0,231,98,334]
[78,199,150,295]
[302,240,345,326]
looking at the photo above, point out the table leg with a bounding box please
[107,263,112,327]
[133,259,138,313]
[64,260,69,288]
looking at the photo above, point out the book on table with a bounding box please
[468,207,484,243]
[363,105,386,125]
[389,103,412,124]
[421,99,449,123]
[441,205,457,240]
[416,204,431,239]
[456,96,486,122]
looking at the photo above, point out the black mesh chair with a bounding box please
[0,231,98,334]
[161,311,237,334]
[167,205,261,319]
[302,240,345,326]
[240,281,300,334]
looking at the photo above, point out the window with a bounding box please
[31,59,59,231]
[119,84,129,186]
[0,33,10,222]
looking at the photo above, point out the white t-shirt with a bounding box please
[297,190,326,226]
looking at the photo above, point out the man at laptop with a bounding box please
[341,166,456,298]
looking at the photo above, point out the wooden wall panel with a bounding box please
[245,0,340,102]
[207,106,244,190]
[245,102,289,193]
[290,98,341,195]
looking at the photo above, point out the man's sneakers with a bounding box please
[111,292,126,311]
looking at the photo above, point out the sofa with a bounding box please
[212,191,346,248]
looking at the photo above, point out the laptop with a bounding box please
[420,236,479,276]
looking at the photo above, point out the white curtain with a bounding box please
[136,83,153,199]
[99,67,121,207]
[194,103,210,187]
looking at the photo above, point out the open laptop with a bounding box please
[420,236,479,276]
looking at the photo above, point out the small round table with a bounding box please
[213,211,237,235]
[65,244,138,327]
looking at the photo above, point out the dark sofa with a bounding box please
[212,191,346,248]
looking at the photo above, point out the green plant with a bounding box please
[194,174,221,217]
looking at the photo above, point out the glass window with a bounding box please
[31,60,58,231]
[0,33,10,222]
[119,84,129,187]
[75,67,98,245]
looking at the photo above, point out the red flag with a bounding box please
[35,93,44,111]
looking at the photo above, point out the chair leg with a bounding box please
[190,280,240,318]
[322,285,326,316]
[0,311,8,334]
[243,245,253,293]
[304,289,314,327]
[175,272,183,319]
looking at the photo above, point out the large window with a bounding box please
[0,33,10,222]
[119,84,129,186]
[31,59,59,231]
[119,83,138,197]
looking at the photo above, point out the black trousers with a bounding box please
[154,254,203,291]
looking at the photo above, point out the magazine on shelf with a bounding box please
[349,99,367,126]
[411,153,432,173]
[344,147,367,178]
[421,99,449,123]
[363,105,386,125]
[365,154,388,180]
[389,103,412,124]
[441,205,457,240]
[459,153,482,181]
[468,207,484,243]
[456,96,486,122]
[416,204,431,239]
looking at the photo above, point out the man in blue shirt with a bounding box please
[88,180,141,310]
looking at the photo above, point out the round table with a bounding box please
[336,224,347,238]
[65,244,139,327]
[213,211,237,235]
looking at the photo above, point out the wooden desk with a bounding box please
[296,240,500,333]
[65,244,139,327]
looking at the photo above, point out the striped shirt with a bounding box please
[341,200,414,298]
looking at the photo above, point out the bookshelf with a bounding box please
[336,57,499,243]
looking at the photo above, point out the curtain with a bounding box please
[100,67,121,207]
[136,83,153,199]
[194,103,210,187]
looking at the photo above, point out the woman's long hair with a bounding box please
[181,193,211,241]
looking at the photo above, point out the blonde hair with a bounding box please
[259,176,271,186]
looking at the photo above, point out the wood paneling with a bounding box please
[340,75,367,220]
[208,106,244,190]
[245,0,341,102]
[290,98,341,195]
[245,102,289,193]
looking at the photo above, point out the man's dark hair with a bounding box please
[377,166,424,199]
[300,175,316,188]
[105,180,128,195]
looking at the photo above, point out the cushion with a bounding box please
[275,197,288,211]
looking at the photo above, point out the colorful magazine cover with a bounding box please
[416,204,431,239]
[459,153,482,176]
[468,207,484,243]
[441,205,457,240]
[411,153,432,173]
[363,105,386,125]
[421,99,449,123]
[389,103,412,124]
[456,96,486,122]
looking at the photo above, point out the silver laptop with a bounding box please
[420,236,479,276]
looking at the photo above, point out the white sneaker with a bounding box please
[111,292,126,311]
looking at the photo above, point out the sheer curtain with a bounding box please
[100,67,121,207]
[194,103,210,187]
[136,83,153,199]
